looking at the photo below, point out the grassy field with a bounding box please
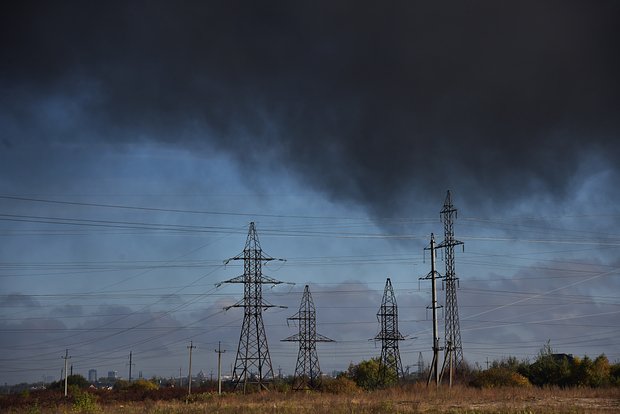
[3,384,620,413]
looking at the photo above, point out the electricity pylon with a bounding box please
[220,222,286,392]
[420,233,442,387]
[436,190,464,381]
[282,285,334,390]
[374,278,404,385]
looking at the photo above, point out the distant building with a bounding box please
[88,369,97,383]
[108,370,118,380]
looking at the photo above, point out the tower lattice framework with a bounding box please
[374,278,404,384]
[436,190,465,373]
[220,222,286,392]
[282,285,334,390]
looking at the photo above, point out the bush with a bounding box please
[71,389,100,413]
[129,379,159,391]
[320,376,360,394]
[471,367,531,388]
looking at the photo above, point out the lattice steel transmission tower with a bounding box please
[374,278,404,384]
[436,190,465,378]
[282,285,334,390]
[220,222,286,392]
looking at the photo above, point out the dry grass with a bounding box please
[5,384,620,413]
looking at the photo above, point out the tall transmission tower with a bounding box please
[220,222,287,392]
[282,285,334,390]
[436,190,465,378]
[374,278,404,384]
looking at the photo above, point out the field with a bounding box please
[3,384,620,414]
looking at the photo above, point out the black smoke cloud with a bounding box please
[2,1,619,215]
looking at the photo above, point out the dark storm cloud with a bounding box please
[2,1,620,214]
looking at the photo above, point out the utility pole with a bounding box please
[420,234,442,387]
[127,351,135,382]
[418,352,425,378]
[61,349,71,397]
[219,222,288,392]
[437,190,465,380]
[282,285,334,390]
[187,341,196,395]
[215,342,226,395]
[374,278,405,385]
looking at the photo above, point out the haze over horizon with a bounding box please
[1,1,619,385]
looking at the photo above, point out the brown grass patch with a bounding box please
[3,384,619,413]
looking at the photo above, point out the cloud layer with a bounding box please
[2,1,619,215]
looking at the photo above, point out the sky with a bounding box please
[1,1,620,385]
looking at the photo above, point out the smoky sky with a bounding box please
[2,1,620,215]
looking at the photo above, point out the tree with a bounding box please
[347,358,382,390]
[590,354,611,387]
[528,342,573,387]
[48,374,89,390]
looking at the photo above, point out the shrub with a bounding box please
[471,367,531,388]
[129,379,159,391]
[610,362,620,386]
[320,376,361,394]
[71,389,100,413]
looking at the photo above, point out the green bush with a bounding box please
[528,343,573,387]
[71,389,100,413]
[347,358,382,390]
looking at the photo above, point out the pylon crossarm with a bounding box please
[260,274,287,285]
[315,333,335,342]
[281,334,300,342]
[287,313,302,321]
[218,274,246,286]
[223,299,245,310]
